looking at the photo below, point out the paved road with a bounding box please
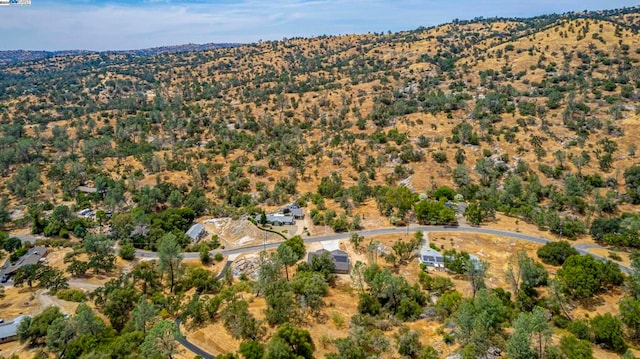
[175,318,214,359]
[134,225,554,259]
[13,226,634,358]
[13,225,632,273]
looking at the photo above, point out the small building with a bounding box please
[76,186,106,195]
[2,246,47,277]
[257,214,295,226]
[282,204,305,219]
[307,249,351,274]
[0,315,29,344]
[419,247,445,269]
[186,223,206,243]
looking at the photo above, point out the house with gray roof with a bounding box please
[256,214,295,226]
[0,315,29,344]
[186,223,206,243]
[419,247,445,269]
[282,204,305,219]
[307,249,351,274]
[1,246,47,277]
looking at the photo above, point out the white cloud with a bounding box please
[0,0,636,50]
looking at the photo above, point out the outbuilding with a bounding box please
[0,315,29,344]
[186,223,206,242]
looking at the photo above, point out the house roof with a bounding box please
[186,223,205,240]
[419,247,443,259]
[265,214,295,223]
[284,203,299,210]
[2,246,47,276]
[307,249,350,271]
[76,186,98,193]
[0,315,29,340]
[290,208,304,216]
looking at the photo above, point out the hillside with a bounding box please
[0,43,240,67]
[2,6,640,359]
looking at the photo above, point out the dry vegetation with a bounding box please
[2,5,640,359]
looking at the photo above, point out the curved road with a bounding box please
[174,260,233,359]
[133,225,631,273]
[170,225,632,358]
[14,225,632,358]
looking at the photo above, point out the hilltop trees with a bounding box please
[2,9,640,359]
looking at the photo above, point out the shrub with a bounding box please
[214,253,224,262]
[119,243,136,260]
[56,289,87,302]
[9,247,27,263]
[431,151,447,164]
[568,319,591,340]
[536,241,578,266]
[591,313,626,352]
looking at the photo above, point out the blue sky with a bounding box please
[0,0,638,51]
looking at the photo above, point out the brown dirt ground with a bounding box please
[183,230,636,358]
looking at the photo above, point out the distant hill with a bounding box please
[0,42,240,66]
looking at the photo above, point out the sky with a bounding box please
[0,0,638,51]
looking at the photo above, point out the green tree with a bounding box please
[158,233,184,294]
[182,267,220,294]
[389,233,422,266]
[18,306,63,345]
[45,317,75,357]
[560,335,593,359]
[0,196,10,228]
[240,340,265,359]
[141,320,183,359]
[328,325,390,359]
[590,313,626,352]
[199,246,211,265]
[505,250,548,293]
[299,251,337,285]
[383,186,415,217]
[119,243,136,260]
[277,243,298,281]
[132,297,158,333]
[507,307,551,359]
[267,323,314,359]
[414,199,455,225]
[350,232,364,252]
[66,259,90,277]
[463,201,486,226]
[38,266,68,292]
[264,279,295,326]
[103,286,138,332]
[291,271,328,316]
[131,261,161,295]
[7,165,41,199]
[536,241,579,266]
[453,289,507,356]
[13,263,43,288]
[395,326,426,359]
[557,255,622,299]
[221,298,260,340]
[282,235,306,260]
[432,186,455,201]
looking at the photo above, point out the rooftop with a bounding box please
[186,223,205,240]
[2,246,47,276]
[308,249,351,272]
[0,315,29,340]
